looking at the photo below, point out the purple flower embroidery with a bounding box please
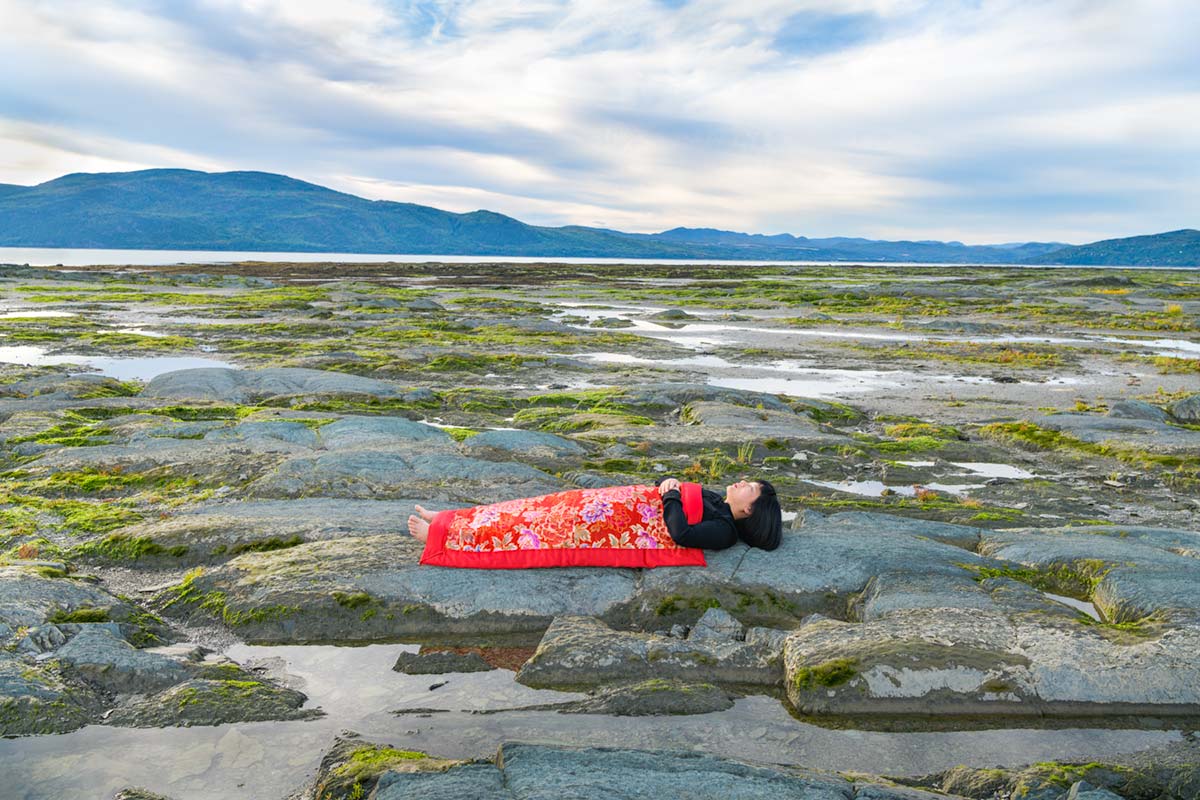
[637,503,659,524]
[580,499,613,524]
[517,527,542,550]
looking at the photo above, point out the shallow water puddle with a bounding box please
[0,309,79,319]
[1101,336,1200,356]
[803,479,988,497]
[951,462,1038,479]
[0,344,236,381]
[804,479,917,497]
[1042,591,1103,621]
[0,642,1178,800]
[574,349,1082,398]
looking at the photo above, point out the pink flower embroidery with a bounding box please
[635,530,660,549]
[470,507,501,529]
[637,503,659,524]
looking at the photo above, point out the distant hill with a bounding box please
[1028,229,1200,267]
[0,168,1189,265]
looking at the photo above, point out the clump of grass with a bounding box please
[883,422,963,440]
[48,606,110,624]
[793,657,858,691]
[72,532,188,561]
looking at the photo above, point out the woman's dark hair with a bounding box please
[734,479,782,550]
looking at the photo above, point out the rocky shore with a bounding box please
[0,262,1197,798]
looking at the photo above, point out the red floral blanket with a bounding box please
[419,484,707,569]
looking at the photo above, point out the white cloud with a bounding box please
[0,0,1196,243]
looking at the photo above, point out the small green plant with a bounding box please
[793,657,858,691]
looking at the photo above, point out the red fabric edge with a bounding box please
[419,508,707,570]
[418,508,455,566]
[680,482,704,525]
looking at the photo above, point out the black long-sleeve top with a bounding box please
[655,478,739,550]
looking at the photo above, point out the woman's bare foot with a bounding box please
[407,514,430,543]
[414,504,436,522]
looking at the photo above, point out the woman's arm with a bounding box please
[658,480,737,549]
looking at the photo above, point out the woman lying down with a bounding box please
[406,477,782,569]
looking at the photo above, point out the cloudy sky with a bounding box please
[1,1,1197,244]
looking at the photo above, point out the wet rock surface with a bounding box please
[1,263,1198,798]
[299,733,967,800]
[0,564,316,735]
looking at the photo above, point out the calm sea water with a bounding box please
[0,246,1183,269]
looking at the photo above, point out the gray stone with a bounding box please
[13,623,68,654]
[0,565,137,629]
[463,429,586,459]
[0,373,127,400]
[113,498,467,564]
[853,785,971,800]
[112,789,175,800]
[498,743,853,800]
[0,650,99,735]
[1169,393,1200,423]
[560,679,734,716]
[203,420,319,449]
[980,527,1200,622]
[142,367,404,403]
[1015,524,1200,558]
[515,615,781,690]
[248,450,562,503]
[374,765,511,800]
[623,382,792,412]
[1066,781,1123,800]
[814,511,983,550]
[784,607,1200,719]
[104,677,316,727]
[393,649,493,674]
[318,415,454,450]
[1108,399,1171,423]
[682,400,846,442]
[687,607,745,642]
[642,512,999,627]
[157,535,642,641]
[1033,412,1200,449]
[648,309,694,320]
[55,626,191,694]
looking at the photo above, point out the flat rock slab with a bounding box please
[683,400,846,440]
[784,608,1200,722]
[307,736,958,800]
[156,535,644,641]
[247,450,564,504]
[979,527,1200,622]
[141,367,406,403]
[0,568,312,736]
[1033,412,1200,451]
[393,649,493,674]
[105,677,316,728]
[55,625,191,694]
[640,512,998,626]
[0,565,142,630]
[109,498,469,565]
[514,615,782,690]
[151,511,1008,641]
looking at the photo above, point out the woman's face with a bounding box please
[725,479,762,519]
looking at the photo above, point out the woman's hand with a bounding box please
[658,478,681,495]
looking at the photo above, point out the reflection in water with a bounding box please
[0,344,235,381]
[0,643,1180,800]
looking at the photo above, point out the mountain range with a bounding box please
[0,169,1196,266]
